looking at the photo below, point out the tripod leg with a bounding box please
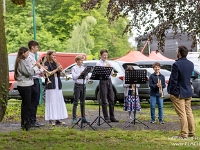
[71,118,81,129]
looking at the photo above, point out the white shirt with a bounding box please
[26,52,43,78]
[72,64,87,84]
[96,59,113,78]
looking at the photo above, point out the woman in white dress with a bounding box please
[43,50,68,125]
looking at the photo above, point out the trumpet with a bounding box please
[105,61,117,77]
[132,84,136,95]
[29,58,52,76]
[158,76,164,98]
[29,58,52,84]
[55,61,70,81]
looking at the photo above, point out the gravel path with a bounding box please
[0,109,181,132]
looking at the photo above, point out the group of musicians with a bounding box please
[14,41,195,138]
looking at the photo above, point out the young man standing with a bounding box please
[26,40,44,127]
[71,55,90,124]
[96,49,119,123]
[167,45,195,139]
[149,62,166,124]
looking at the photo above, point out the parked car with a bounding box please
[134,60,198,97]
[61,60,140,103]
[8,52,87,100]
[133,60,175,71]
[191,63,200,98]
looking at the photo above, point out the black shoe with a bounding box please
[31,122,44,127]
[55,120,66,125]
[82,118,90,123]
[105,119,111,123]
[110,118,119,122]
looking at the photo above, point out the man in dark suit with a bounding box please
[167,45,195,139]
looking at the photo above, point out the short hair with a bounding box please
[153,62,161,68]
[28,40,39,50]
[178,45,188,58]
[100,49,108,55]
[75,55,84,62]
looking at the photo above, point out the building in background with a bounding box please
[136,29,199,59]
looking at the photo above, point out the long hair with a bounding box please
[14,47,29,80]
[126,65,134,71]
[42,50,56,65]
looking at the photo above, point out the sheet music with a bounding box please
[125,70,147,84]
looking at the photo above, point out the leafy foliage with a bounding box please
[66,16,97,54]
[83,0,200,51]
[7,0,131,58]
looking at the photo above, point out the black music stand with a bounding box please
[125,69,149,128]
[90,66,113,128]
[71,66,95,130]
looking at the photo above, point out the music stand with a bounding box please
[90,66,113,128]
[125,69,149,128]
[71,66,95,130]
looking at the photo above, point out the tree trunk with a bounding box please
[0,0,9,121]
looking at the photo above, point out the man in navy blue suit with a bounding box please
[167,45,195,139]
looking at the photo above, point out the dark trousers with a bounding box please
[72,83,86,119]
[30,79,40,124]
[17,86,32,128]
[100,79,115,120]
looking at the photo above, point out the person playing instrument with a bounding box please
[26,40,44,127]
[43,50,68,125]
[149,62,166,124]
[96,49,119,123]
[14,46,40,131]
[167,45,195,139]
[123,66,141,122]
[71,55,90,124]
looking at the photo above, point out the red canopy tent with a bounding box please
[115,51,154,62]
[148,51,174,60]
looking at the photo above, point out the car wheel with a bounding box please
[146,98,150,104]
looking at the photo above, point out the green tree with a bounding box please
[5,1,66,53]
[66,16,97,54]
[0,0,9,121]
[83,0,200,51]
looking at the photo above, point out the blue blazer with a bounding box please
[167,58,194,98]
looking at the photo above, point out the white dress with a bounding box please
[45,77,68,120]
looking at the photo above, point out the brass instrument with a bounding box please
[131,84,136,95]
[29,58,52,84]
[157,76,164,98]
[30,58,52,76]
[105,61,117,77]
[55,60,70,81]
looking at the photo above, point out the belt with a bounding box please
[75,83,84,85]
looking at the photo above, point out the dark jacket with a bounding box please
[167,58,193,98]
[149,72,166,96]
[44,61,62,90]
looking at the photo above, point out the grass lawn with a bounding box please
[0,99,200,150]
